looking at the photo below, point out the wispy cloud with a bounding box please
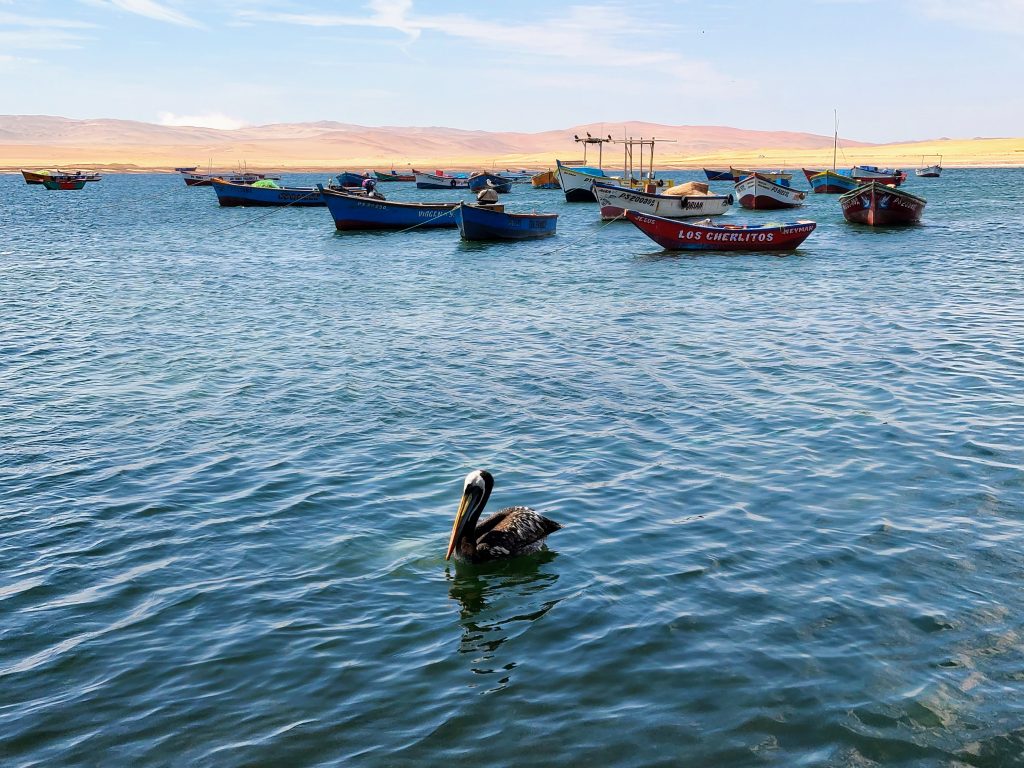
[83,0,202,28]
[158,111,248,130]
[0,12,97,28]
[237,0,737,95]
[913,0,1024,35]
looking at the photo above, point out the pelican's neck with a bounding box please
[455,508,482,560]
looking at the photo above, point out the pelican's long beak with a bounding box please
[445,489,474,561]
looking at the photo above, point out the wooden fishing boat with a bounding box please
[333,171,369,188]
[211,178,325,207]
[850,165,906,186]
[735,173,806,209]
[320,186,459,230]
[807,169,859,194]
[373,169,416,182]
[704,168,734,181]
[556,160,622,202]
[467,172,512,193]
[626,211,816,251]
[731,167,793,182]
[840,182,926,226]
[592,180,732,221]
[531,170,560,189]
[915,155,942,178]
[182,170,277,187]
[453,202,557,241]
[174,166,198,173]
[22,169,52,184]
[42,179,86,190]
[414,171,471,189]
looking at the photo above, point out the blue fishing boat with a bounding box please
[453,202,557,241]
[807,170,859,194]
[467,172,512,193]
[211,178,325,207]
[319,186,459,230]
[703,168,734,181]
[334,171,369,188]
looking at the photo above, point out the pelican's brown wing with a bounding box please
[474,506,562,558]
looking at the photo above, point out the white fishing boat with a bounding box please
[414,171,470,189]
[915,155,942,178]
[592,180,733,222]
[735,173,806,210]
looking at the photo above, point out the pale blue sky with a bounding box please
[0,0,1020,142]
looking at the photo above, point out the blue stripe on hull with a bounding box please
[323,192,458,230]
[211,181,324,206]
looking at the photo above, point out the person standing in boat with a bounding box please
[361,177,385,200]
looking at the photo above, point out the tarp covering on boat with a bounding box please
[662,181,710,196]
[252,179,281,188]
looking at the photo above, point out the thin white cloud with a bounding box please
[84,0,202,28]
[0,30,90,49]
[158,111,248,130]
[237,1,736,94]
[0,12,97,28]
[913,0,1024,35]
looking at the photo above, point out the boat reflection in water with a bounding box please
[446,552,561,692]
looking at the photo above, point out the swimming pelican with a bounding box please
[445,470,562,563]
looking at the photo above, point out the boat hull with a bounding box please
[731,167,793,182]
[850,166,906,186]
[454,203,557,240]
[556,160,619,202]
[593,181,732,221]
[22,170,51,184]
[374,170,415,182]
[626,211,816,251]
[42,179,86,190]
[703,168,734,181]
[321,188,459,230]
[915,165,941,178]
[467,173,512,193]
[211,179,325,207]
[807,170,859,194]
[531,170,560,189]
[735,174,807,210]
[840,182,926,226]
[414,171,470,189]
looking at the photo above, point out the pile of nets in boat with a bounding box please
[661,181,711,196]
[252,179,281,189]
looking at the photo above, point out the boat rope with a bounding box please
[204,188,324,237]
[505,211,626,260]
[390,208,457,234]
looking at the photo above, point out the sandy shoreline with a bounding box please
[2,138,1022,174]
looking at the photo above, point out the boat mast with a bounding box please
[833,110,838,172]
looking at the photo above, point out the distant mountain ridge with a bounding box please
[0,115,893,170]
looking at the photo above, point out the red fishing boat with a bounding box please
[735,173,806,210]
[839,182,926,226]
[625,211,816,251]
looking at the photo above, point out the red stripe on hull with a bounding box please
[738,194,802,210]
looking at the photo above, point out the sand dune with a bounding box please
[0,115,1020,172]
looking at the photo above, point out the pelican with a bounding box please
[445,470,562,563]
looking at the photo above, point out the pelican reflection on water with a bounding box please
[445,470,562,563]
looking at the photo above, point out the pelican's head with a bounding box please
[445,469,494,560]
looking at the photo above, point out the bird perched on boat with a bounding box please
[445,470,562,563]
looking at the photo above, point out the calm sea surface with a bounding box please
[2,169,1023,766]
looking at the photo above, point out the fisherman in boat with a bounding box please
[361,177,385,200]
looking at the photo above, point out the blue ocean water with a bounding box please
[1,169,1023,766]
